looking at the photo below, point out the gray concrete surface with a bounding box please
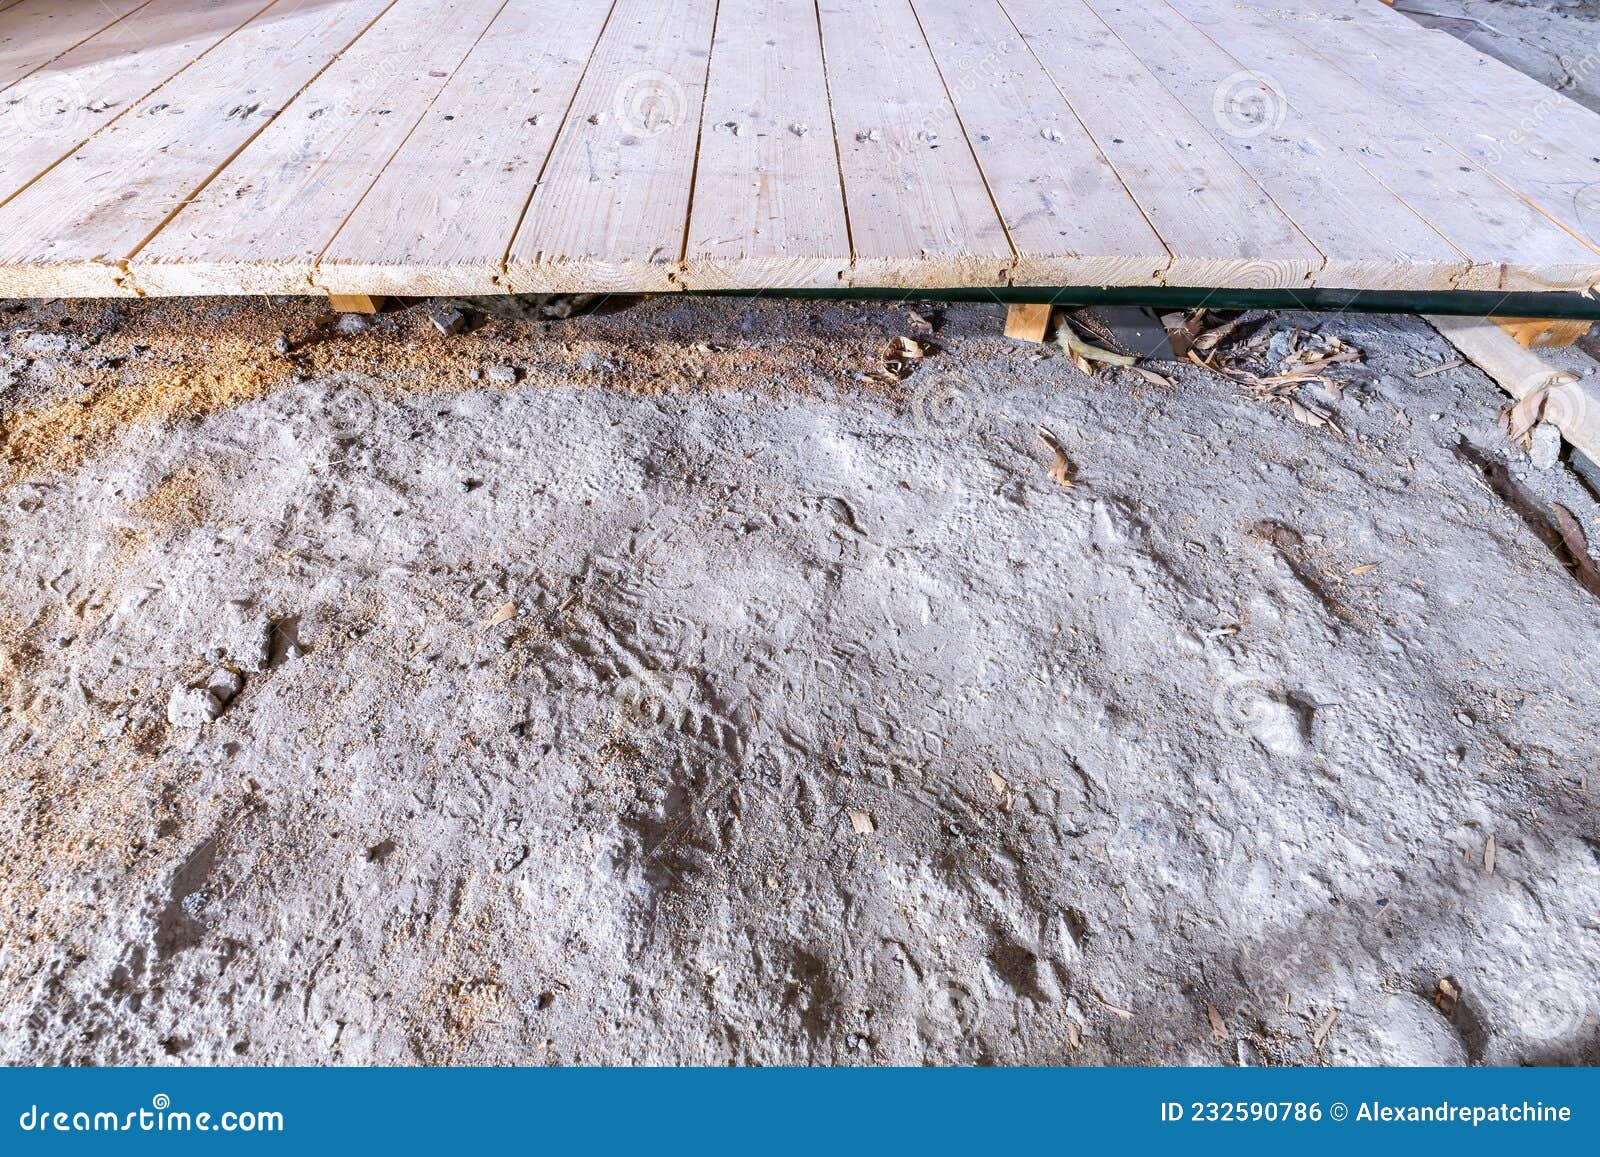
[1,0,1598,1067]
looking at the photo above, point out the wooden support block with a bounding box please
[328,294,384,314]
[1428,314,1600,463]
[1490,316,1593,349]
[1004,303,1053,343]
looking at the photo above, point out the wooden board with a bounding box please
[0,0,396,296]
[0,0,276,210]
[504,0,718,292]
[0,0,150,93]
[681,0,852,290]
[1,0,1599,299]
[319,0,616,296]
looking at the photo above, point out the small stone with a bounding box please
[336,313,369,335]
[167,685,223,728]
[486,364,518,383]
[273,335,293,356]
[206,668,244,704]
[1529,421,1561,470]
[468,367,483,382]
[428,306,467,336]
[21,332,68,356]
[227,617,273,673]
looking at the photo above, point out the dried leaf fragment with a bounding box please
[1206,1002,1229,1039]
[1036,426,1077,488]
[1057,320,1137,370]
[1312,1007,1338,1048]
[1550,504,1600,598]
[885,335,926,361]
[1130,366,1173,388]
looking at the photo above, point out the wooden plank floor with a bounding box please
[1,0,1598,298]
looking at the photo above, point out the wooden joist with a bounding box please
[1491,318,1595,350]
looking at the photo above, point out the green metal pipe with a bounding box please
[688,284,1600,321]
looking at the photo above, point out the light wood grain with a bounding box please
[1080,0,1469,291]
[0,0,275,210]
[999,0,1322,290]
[504,0,718,292]
[816,0,1012,288]
[1,0,1599,298]
[0,0,397,297]
[0,0,150,93]
[681,0,851,291]
[1171,0,1600,292]
[912,0,1170,288]
[319,0,616,296]
[1240,0,1600,262]
[134,0,508,295]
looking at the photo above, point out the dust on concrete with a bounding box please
[4,0,1600,1069]
[2,286,1598,1066]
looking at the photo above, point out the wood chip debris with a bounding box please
[1484,834,1496,875]
[1348,562,1380,576]
[1499,374,1578,449]
[1550,504,1600,597]
[484,601,517,630]
[1412,358,1465,378]
[862,335,931,383]
[1036,426,1077,488]
[1435,977,1461,1017]
[848,809,876,835]
[1097,993,1134,1019]
[1312,1007,1338,1049]
[1057,318,1137,375]
[1206,1002,1229,1039]
[1183,319,1359,436]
